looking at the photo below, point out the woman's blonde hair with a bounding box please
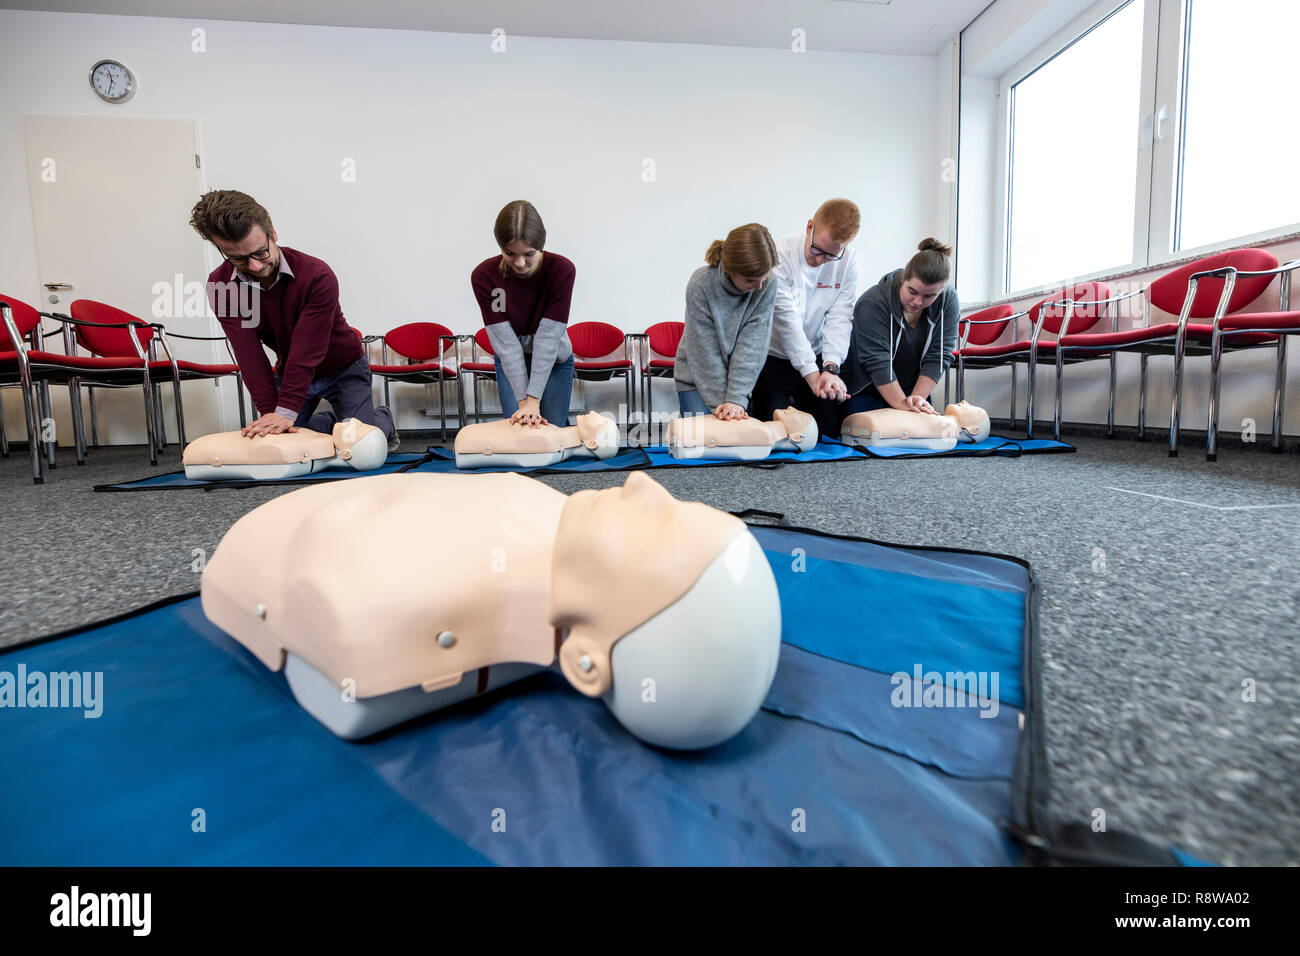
[704,223,779,279]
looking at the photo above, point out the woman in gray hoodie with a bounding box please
[673,224,779,420]
[840,238,959,418]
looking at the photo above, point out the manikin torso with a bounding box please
[181,419,388,480]
[454,411,620,468]
[200,471,782,749]
[667,406,818,460]
[841,401,991,450]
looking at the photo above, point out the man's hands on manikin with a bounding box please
[242,413,298,438]
[805,370,847,402]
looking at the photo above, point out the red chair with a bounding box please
[1052,249,1279,455]
[631,321,684,445]
[70,300,244,457]
[369,322,464,440]
[568,321,636,427]
[951,304,1014,422]
[1204,259,1300,459]
[461,328,499,424]
[0,296,62,482]
[957,284,1110,439]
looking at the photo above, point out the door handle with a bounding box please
[43,282,74,291]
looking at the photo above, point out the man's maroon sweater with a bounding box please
[206,246,361,417]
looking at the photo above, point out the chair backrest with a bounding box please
[69,300,154,357]
[1148,248,1278,319]
[384,322,454,361]
[957,305,1014,347]
[645,321,685,357]
[568,321,625,359]
[0,294,43,350]
[474,327,494,356]
[1029,282,1111,337]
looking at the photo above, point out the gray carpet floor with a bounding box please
[2,432,1297,866]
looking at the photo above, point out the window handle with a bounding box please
[1153,104,1169,142]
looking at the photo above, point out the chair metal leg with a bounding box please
[19,378,44,483]
[172,374,188,448]
[1169,336,1187,457]
[0,393,8,458]
[68,378,88,465]
[1207,330,1224,461]
[1025,354,1037,440]
[1009,363,1017,428]
[439,375,447,444]
[234,374,248,428]
[1054,350,1064,441]
[153,383,167,450]
[1107,352,1117,438]
[1271,336,1288,452]
[39,381,57,468]
[88,385,101,447]
[956,358,966,403]
[1138,354,1149,441]
[142,379,159,465]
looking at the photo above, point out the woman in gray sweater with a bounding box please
[674,224,779,420]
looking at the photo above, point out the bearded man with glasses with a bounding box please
[188,189,397,450]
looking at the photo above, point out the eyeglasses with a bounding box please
[809,242,843,262]
[222,242,274,266]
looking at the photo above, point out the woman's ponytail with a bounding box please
[904,237,953,285]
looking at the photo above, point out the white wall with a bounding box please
[956,75,999,303]
[0,8,944,443]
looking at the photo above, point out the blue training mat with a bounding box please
[856,435,1074,458]
[93,453,431,492]
[642,437,866,468]
[0,523,1186,866]
[410,446,651,474]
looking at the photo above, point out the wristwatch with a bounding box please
[822,361,840,375]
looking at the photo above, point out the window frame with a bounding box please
[994,0,1157,297]
[991,0,1300,297]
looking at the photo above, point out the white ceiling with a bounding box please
[0,0,991,55]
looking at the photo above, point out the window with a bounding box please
[992,0,1300,295]
[1005,0,1145,292]
[1174,0,1300,251]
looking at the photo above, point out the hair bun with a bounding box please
[917,237,953,256]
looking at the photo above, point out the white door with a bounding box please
[19,113,232,449]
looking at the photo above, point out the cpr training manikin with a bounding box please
[200,470,782,749]
[182,418,389,481]
[453,411,620,469]
[667,406,819,461]
[840,400,991,451]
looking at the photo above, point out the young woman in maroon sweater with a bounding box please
[470,201,576,427]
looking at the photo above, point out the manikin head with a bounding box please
[552,472,782,749]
